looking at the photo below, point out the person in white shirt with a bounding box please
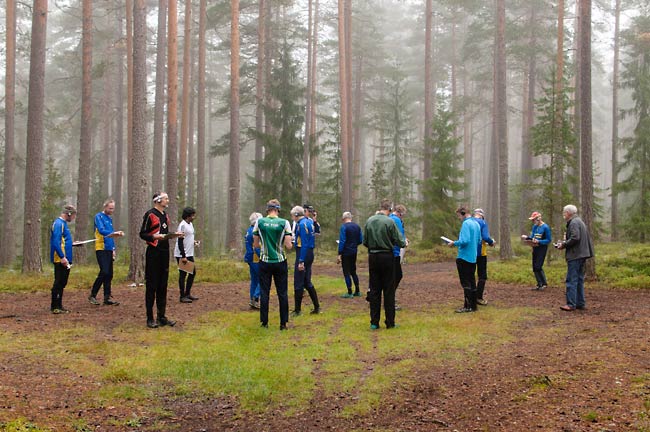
[174,207,199,303]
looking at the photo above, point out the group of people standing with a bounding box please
[47,192,594,329]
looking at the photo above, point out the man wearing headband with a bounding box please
[253,199,293,330]
[139,192,177,328]
[49,204,77,314]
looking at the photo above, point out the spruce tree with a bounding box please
[421,107,465,244]
[250,40,305,208]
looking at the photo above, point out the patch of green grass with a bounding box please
[582,411,599,422]
[0,419,50,432]
[488,241,650,290]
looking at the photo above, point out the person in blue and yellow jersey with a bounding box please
[253,199,294,330]
[244,212,263,309]
[523,211,552,291]
[88,199,124,306]
[49,204,77,314]
[472,208,495,305]
[291,205,320,317]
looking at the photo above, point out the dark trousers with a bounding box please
[456,258,477,310]
[259,260,289,326]
[476,255,487,299]
[176,256,196,298]
[51,263,70,310]
[293,248,319,312]
[393,256,403,290]
[341,253,359,293]
[369,252,396,328]
[91,250,114,301]
[145,246,169,321]
[532,245,548,287]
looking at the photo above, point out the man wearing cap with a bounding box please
[253,199,294,330]
[472,208,495,305]
[555,205,594,311]
[49,204,77,314]
[448,205,481,313]
[337,211,363,298]
[290,206,320,316]
[88,199,124,306]
[363,199,406,329]
[139,192,178,329]
[522,211,551,291]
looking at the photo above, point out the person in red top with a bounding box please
[139,192,179,329]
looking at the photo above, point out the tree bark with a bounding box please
[75,0,94,264]
[496,0,511,259]
[128,0,149,282]
[152,0,167,194]
[114,8,125,230]
[254,0,266,208]
[302,0,313,202]
[166,0,179,223]
[520,4,536,231]
[337,0,351,212]
[179,0,192,207]
[345,0,354,208]
[1,0,17,267]
[610,0,621,240]
[579,0,595,278]
[196,0,207,250]
[22,0,48,272]
[308,0,320,195]
[226,0,241,252]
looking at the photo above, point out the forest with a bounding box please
[1,0,650,276]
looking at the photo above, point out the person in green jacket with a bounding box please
[363,199,406,330]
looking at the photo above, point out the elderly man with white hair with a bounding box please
[555,204,594,311]
[290,205,321,316]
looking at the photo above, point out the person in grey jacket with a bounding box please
[555,204,594,311]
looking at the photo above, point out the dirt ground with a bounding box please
[1,260,650,432]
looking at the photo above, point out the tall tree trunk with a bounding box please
[22,0,48,273]
[308,0,320,195]
[196,0,207,249]
[128,0,149,282]
[1,0,17,267]
[551,0,565,239]
[344,0,354,208]
[610,0,621,240]
[166,0,179,223]
[423,0,433,184]
[520,4,536,231]
[226,0,241,251]
[179,0,192,207]
[254,0,266,208]
[114,8,125,230]
[75,0,93,264]
[188,56,196,203]
[337,0,351,211]
[302,0,313,202]
[579,0,595,278]
[101,53,112,198]
[496,0,512,259]
[571,0,581,201]
[152,0,167,194]
[352,52,363,210]
[462,67,471,196]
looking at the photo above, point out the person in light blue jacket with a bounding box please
[447,205,481,313]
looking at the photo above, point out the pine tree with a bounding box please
[41,158,66,262]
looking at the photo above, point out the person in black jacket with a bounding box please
[139,192,180,328]
[555,204,594,311]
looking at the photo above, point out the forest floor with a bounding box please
[1,260,650,432]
